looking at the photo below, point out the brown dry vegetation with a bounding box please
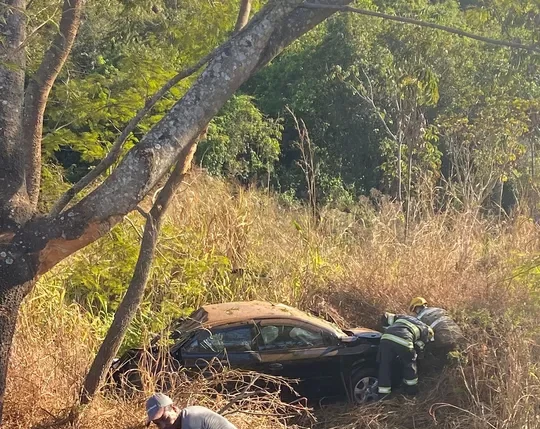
[5,171,540,428]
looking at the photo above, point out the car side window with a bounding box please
[184,326,254,354]
[258,324,327,350]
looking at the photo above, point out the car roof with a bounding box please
[188,300,346,337]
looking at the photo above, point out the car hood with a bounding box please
[346,327,382,340]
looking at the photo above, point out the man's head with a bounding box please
[146,393,180,428]
[409,296,428,314]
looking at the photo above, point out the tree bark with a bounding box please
[0,0,29,232]
[22,0,85,208]
[234,0,252,33]
[0,280,34,420]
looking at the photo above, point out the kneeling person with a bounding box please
[146,393,238,429]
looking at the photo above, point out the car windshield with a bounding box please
[313,317,348,337]
[290,308,348,338]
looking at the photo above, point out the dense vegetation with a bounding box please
[3,0,540,427]
[41,0,540,213]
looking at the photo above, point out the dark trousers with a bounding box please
[377,339,418,394]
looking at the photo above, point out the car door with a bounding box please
[253,319,343,400]
[179,322,261,373]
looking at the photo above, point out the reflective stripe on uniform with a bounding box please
[378,386,392,394]
[382,333,414,349]
[403,378,418,386]
[395,319,421,338]
[431,318,445,329]
[417,307,439,321]
[415,340,425,350]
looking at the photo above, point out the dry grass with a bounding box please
[5,171,540,428]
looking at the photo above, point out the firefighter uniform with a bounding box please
[377,314,434,396]
[416,306,464,351]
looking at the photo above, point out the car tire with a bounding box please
[350,368,379,404]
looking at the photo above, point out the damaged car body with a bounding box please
[111,301,382,403]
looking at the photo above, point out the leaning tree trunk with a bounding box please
[79,166,180,404]
[79,129,205,404]
[79,1,252,402]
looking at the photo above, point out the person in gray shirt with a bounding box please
[145,393,238,429]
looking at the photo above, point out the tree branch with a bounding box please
[49,46,218,217]
[300,3,540,53]
[256,0,354,72]
[234,0,252,34]
[22,0,84,208]
[0,0,30,232]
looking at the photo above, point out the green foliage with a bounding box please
[247,0,539,207]
[196,95,283,184]
[35,0,540,210]
[40,0,253,180]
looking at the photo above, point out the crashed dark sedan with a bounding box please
[111,301,382,403]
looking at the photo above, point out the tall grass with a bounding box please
[5,171,540,428]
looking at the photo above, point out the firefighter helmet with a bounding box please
[409,296,428,312]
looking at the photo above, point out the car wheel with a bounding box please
[351,368,379,404]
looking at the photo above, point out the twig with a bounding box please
[218,375,260,414]
[429,402,497,428]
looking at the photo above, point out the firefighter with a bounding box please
[409,297,464,358]
[377,313,434,397]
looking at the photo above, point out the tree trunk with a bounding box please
[0,280,34,419]
[0,0,30,232]
[79,130,205,404]
[397,135,403,202]
[498,179,504,222]
[22,0,84,208]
